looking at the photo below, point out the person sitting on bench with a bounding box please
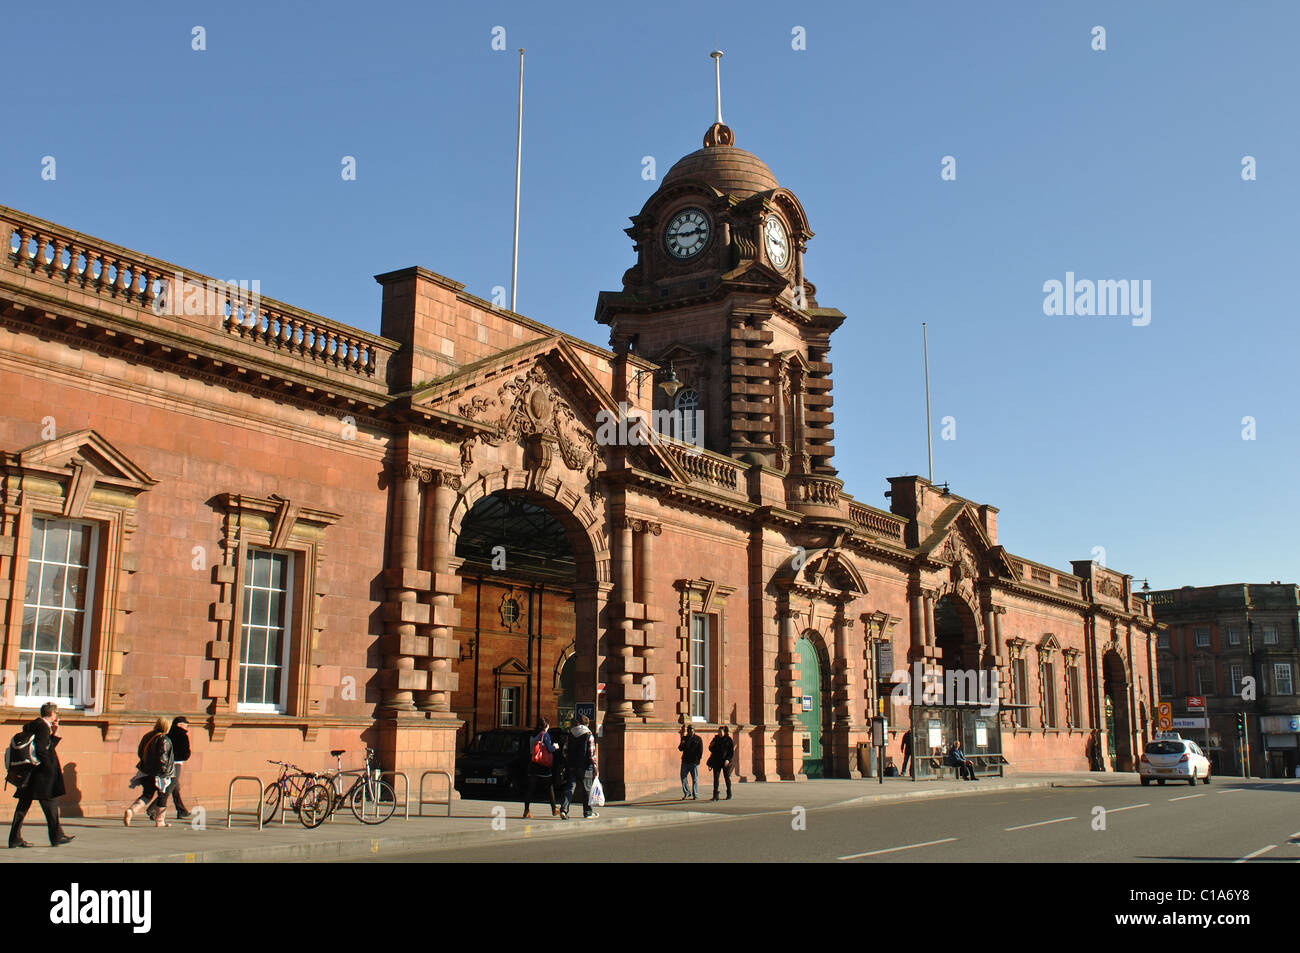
[946,741,977,781]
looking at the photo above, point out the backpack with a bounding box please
[4,731,39,790]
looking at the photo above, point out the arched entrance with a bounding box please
[934,594,980,675]
[1103,650,1133,771]
[555,646,576,728]
[795,632,829,778]
[451,490,588,743]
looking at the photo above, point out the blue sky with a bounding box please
[3,1,1296,588]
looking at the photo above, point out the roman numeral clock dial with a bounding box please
[664,208,710,260]
[764,215,789,268]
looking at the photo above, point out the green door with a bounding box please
[796,636,823,778]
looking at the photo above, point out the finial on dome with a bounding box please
[704,49,733,148]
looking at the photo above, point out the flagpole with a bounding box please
[510,48,524,313]
[923,322,933,482]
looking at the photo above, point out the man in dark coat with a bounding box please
[707,726,735,801]
[168,716,193,819]
[679,724,703,800]
[9,702,74,847]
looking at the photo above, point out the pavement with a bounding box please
[0,771,1136,863]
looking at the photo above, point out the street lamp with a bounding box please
[629,362,681,400]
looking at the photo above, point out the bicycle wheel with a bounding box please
[349,778,396,824]
[260,782,283,824]
[298,783,333,829]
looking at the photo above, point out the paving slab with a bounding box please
[0,771,1134,863]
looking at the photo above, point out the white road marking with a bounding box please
[1234,845,1276,863]
[1217,789,1246,794]
[1005,816,1077,831]
[1168,794,1204,801]
[838,837,957,860]
[1106,803,1150,813]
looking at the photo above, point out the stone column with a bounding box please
[607,514,636,720]
[381,463,425,711]
[419,473,461,712]
[829,599,862,778]
[909,589,925,659]
[633,521,660,718]
[924,593,936,650]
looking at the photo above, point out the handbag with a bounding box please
[531,738,553,768]
[589,776,605,808]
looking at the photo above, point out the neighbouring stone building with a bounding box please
[1149,583,1300,778]
[0,113,1161,815]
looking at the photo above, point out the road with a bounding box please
[333,778,1300,863]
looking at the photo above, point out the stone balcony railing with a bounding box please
[663,442,741,491]
[846,499,906,542]
[1,206,395,388]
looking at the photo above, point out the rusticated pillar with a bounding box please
[418,471,461,712]
[632,520,662,718]
[607,512,636,720]
[381,462,427,712]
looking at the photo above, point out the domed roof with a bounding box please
[660,143,779,199]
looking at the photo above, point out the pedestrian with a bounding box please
[523,717,558,819]
[946,739,977,781]
[899,728,913,776]
[559,715,598,820]
[679,724,703,800]
[168,716,193,819]
[8,702,75,848]
[124,717,176,827]
[549,723,568,806]
[707,726,734,801]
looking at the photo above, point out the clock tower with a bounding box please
[595,56,844,476]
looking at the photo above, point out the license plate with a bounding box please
[464,778,493,785]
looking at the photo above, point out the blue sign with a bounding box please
[576,703,595,722]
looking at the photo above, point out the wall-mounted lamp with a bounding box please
[459,638,476,662]
[629,361,681,399]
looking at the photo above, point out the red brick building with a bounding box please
[0,117,1160,813]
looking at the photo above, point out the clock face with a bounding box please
[764,215,790,268]
[664,208,710,260]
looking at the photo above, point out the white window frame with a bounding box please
[1226,626,1241,646]
[16,517,99,710]
[1274,663,1294,696]
[689,612,710,722]
[499,686,520,727]
[1229,664,1244,696]
[1194,628,1210,648]
[674,389,702,447]
[1156,631,1169,649]
[237,548,294,714]
[1262,626,1279,645]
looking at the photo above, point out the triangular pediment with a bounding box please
[410,337,688,485]
[493,656,530,676]
[16,429,156,490]
[920,502,1018,580]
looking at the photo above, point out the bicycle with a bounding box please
[262,760,333,829]
[316,747,396,824]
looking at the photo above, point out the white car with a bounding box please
[1139,736,1211,786]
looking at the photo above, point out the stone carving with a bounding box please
[942,531,978,582]
[457,363,601,484]
[1096,576,1122,599]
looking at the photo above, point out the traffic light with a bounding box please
[1236,712,1245,733]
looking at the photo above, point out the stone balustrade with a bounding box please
[1,206,391,381]
[847,500,906,541]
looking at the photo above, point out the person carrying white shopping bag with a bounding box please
[560,714,599,820]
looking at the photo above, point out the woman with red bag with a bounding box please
[522,717,558,819]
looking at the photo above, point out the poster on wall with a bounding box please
[928,720,942,749]
[802,695,813,712]
[976,722,988,747]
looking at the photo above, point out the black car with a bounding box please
[455,729,533,799]
[455,727,571,800]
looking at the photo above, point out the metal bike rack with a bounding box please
[226,776,265,830]
[418,770,453,817]
[380,770,410,820]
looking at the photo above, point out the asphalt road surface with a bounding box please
[332,778,1300,863]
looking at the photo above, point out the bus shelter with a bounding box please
[911,703,1005,779]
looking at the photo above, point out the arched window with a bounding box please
[674,388,701,446]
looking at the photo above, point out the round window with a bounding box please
[501,597,520,626]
